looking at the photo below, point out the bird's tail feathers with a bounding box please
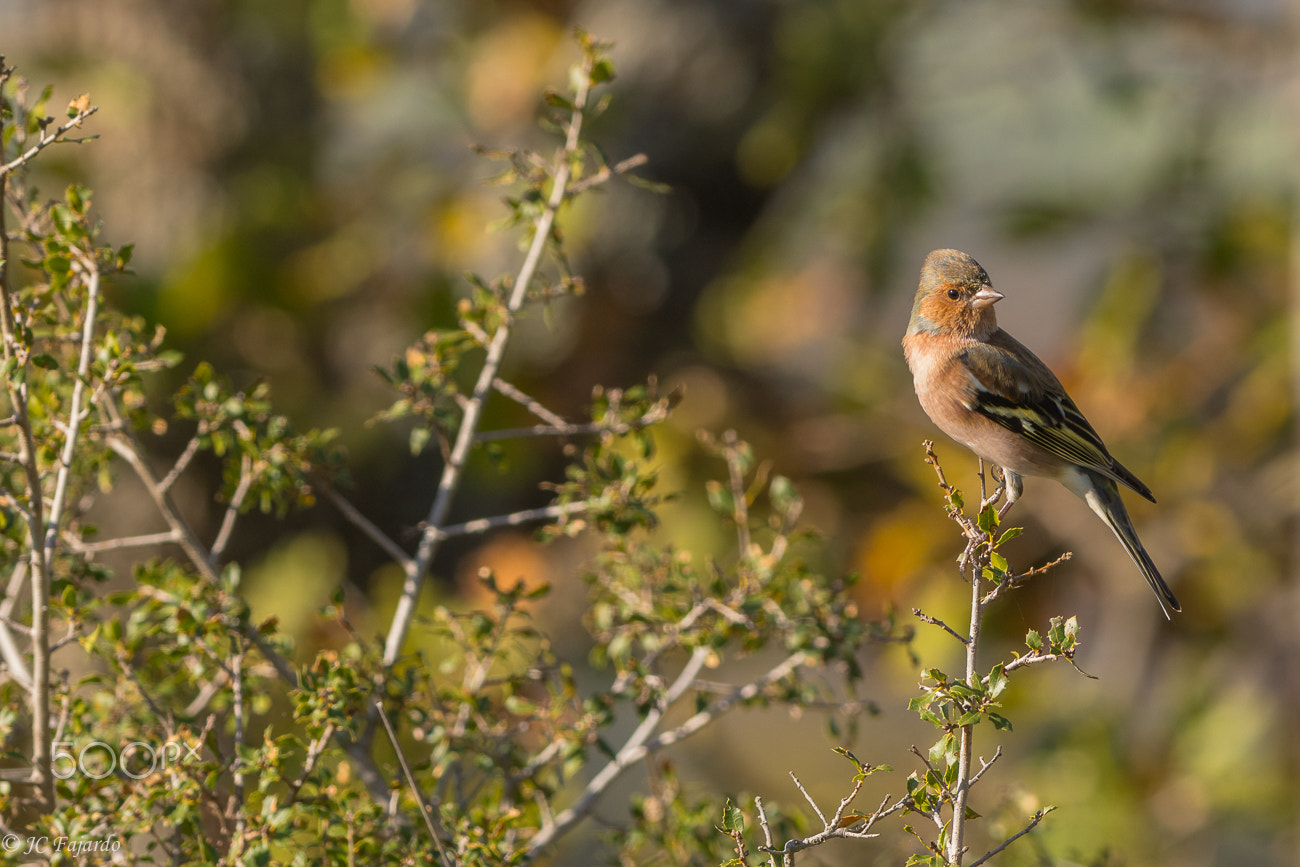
[1083,480,1181,619]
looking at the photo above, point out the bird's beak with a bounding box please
[971,286,1003,309]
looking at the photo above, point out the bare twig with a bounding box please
[41,255,102,565]
[912,607,969,646]
[318,479,413,569]
[967,746,1002,788]
[491,378,568,429]
[383,51,600,667]
[69,529,184,555]
[789,771,827,827]
[286,721,337,806]
[104,424,221,586]
[982,552,1073,606]
[525,646,712,856]
[434,500,593,539]
[158,435,202,494]
[527,648,811,860]
[0,105,98,176]
[230,641,247,848]
[183,669,229,718]
[755,797,780,867]
[966,808,1054,867]
[909,745,955,810]
[565,153,649,196]
[373,697,453,864]
[760,784,899,860]
[209,452,253,565]
[923,441,978,538]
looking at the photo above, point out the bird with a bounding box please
[902,248,1180,618]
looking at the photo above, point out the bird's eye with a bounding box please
[946,288,960,301]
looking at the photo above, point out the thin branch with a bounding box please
[909,745,955,808]
[967,746,1003,788]
[565,153,649,196]
[830,777,867,829]
[158,435,202,494]
[912,607,969,646]
[183,669,229,719]
[981,552,1073,606]
[492,378,568,429]
[318,479,413,569]
[285,721,336,806]
[434,500,592,540]
[209,452,253,565]
[788,772,827,827]
[104,424,221,586]
[383,53,598,667]
[525,646,713,856]
[644,650,808,751]
[922,441,978,539]
[41,251,101,565]
[1000,652,1069,677]
[230,642,247,848]
[0,105,98,176]
[755,797,780,867]
[760,788,896,860]
[69,529,183,555]
[676,598,751,632]
[966,808,1054,867]
[373,697,453,865]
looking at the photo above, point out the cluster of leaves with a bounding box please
[172,362,343,515]
[373,330,480,458]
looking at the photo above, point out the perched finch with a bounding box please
[902,248,1179,618]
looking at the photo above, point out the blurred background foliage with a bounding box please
[1,0,1296,863]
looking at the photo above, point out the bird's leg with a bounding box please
[997,469,1022,520]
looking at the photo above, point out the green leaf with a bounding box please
[705,480,734,515]
[928,733,954,765]
[31,353,59,370]
[409,426,431,456]
[719,798,744,834]
[989,712,1013,731]
[768,474,800,515]
[977,503,998,532]
[996,526,1022,546]
[1025,629,1042,652]
[590,58,616,84]
[987,663,1008,699]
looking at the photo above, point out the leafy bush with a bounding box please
[1,39,1081,866]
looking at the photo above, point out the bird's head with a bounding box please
[907,249,1003,340]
